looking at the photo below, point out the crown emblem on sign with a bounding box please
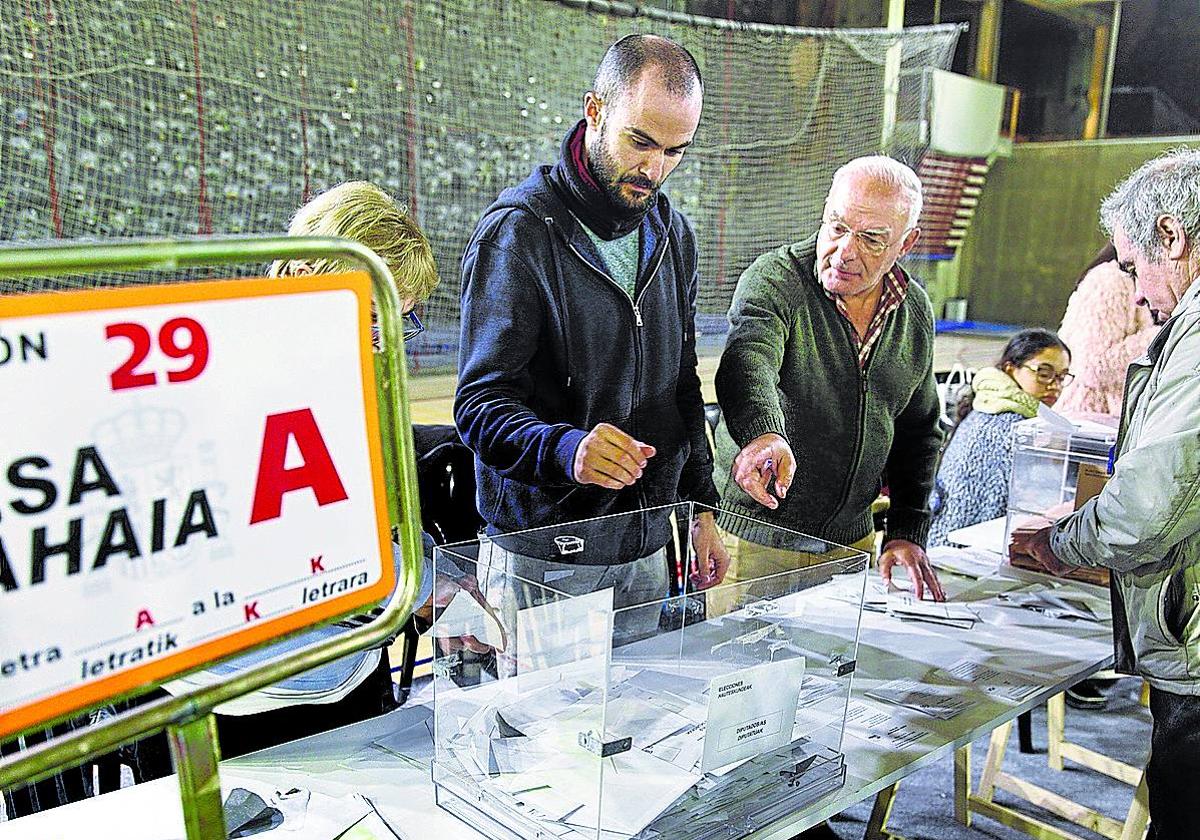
[91,406,187,468]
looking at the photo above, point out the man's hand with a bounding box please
[573,422,656,489]
[880,539,946,602]
[690,511,731,589]
[1009,525,1072,576]
[732,433,795,510]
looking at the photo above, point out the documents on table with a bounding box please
[885,592,977,630]
[843,699,933,750]
[941,658,1043,704]
[928,543,1005,578]
[995,588,1100,622]
[865,678,973,720]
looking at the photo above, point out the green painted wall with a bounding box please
[955,136,1199,327]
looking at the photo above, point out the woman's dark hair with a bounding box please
[1075,242,1117,288]
[997,327,1071,372]
[952,328,1071,424]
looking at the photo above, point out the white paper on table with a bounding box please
[643,723,705,772]
[996,590,1099,622]
[622,668,710,722]
[431,590,507,649]
[369,706,436,764]
[491,773,588,823]
[494,679,602,738]
[561,748,702,837]
[700,657,806,773]
[338,800,410,840]
[842,699,933,750]
[941,658,1044,704]
[490,736,578,774]
[887,593,977,624]
[490,732,701,836]
[928,544,1004,578]
[865,677,972,720]
[267,788,372,838]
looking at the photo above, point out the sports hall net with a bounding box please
[0,0,961,370]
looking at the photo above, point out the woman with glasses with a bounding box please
[927,328,1072,548]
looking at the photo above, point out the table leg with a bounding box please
[954,744,972,827]
[1118,771,1150,840]
[864,781,904,840]
[1048,693,1066,771]
[977,720,1012,802]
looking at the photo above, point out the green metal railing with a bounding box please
[0,236,425,838]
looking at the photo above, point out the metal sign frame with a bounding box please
[0,236,425,839]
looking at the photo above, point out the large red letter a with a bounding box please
[249,408,349,524]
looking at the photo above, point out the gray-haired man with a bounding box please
[1011,148,1200,837]
[713,156,946,602]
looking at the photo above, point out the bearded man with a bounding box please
[454,35,728,636]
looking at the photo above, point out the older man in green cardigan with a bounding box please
[713,155,946,602]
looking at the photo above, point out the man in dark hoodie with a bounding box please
[454,34,727,636]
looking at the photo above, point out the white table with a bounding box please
[1,549,1114,840]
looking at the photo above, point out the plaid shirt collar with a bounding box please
[822,265,910,369]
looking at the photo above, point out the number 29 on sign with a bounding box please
[105,317,209,391]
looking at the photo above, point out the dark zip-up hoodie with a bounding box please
[454,123,719,563]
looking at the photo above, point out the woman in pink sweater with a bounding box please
[1056,243,1158,416]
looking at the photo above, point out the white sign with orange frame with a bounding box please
[0,272,392,739]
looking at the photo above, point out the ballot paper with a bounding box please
[996,589,1099,622]
[490,733,702,837]
[843,699,934,750]
[225,787,374,840]
[928,544,1005,578]
[602,694,694,750]
[1037,401,1076,430]
[431,590,507,649]
[339,800,408,840]
[370,706,437,768]
[942,658,1044,704]
[700,657,806,772]
[886,592,977,629]
[865,677,972,720]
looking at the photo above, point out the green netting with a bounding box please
[0,0,960,370]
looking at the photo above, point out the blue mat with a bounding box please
[935,320,1022,336]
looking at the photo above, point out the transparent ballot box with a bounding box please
[1004,416,1117,545]
[430,503,869,840]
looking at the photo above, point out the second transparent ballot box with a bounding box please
[1004,416,1117,545]
[430,502,869,840]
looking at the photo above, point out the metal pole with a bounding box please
[168,714,224,840]
[1098,1,1122,139]
[974,0,1001,82]
[881,0,905,152]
